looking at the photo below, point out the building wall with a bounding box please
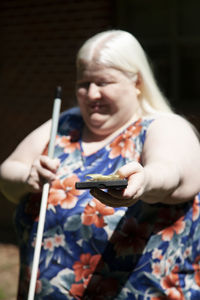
[0,0,114,243]
[0,0,199,243]
[115,0,200,130]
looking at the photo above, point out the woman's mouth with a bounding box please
[89,102,105,112]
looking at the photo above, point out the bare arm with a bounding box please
[0,120,59,204]
[140,115,200,203]
[91,115,200,206]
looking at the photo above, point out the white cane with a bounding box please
[27,86,62,300]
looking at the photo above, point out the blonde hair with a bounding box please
[76,30,173,115]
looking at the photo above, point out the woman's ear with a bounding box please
[135,72,142,88]
[133,73,142,97]
[132,72,141,86]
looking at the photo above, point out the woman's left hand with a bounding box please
[90,161,147,207]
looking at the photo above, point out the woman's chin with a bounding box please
[86,116,110,136]
[89,113,109,127]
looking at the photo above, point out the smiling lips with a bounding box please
[89,101,106,112]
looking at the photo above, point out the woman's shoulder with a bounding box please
[143,112,199,142]
[142,112,193,128]
[148,112,194,126]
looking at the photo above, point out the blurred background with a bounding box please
[0,0,199,299]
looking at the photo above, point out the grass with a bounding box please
[0,288,6,300]
[0,244,19,300]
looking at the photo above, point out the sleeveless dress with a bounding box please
[15,107,200,300]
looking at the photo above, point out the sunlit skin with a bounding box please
[76,63,141,142]
[0,60,200,206]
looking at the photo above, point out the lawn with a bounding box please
[0,244,19,300]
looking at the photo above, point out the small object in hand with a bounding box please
[75,173,128,190]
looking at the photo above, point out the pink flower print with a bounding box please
[152,248,163,260]
[159,216,185,241]
[54,233,65,247]
[82,198,115,228]
[69,274,92,298]
[70,282,85,298]
[58,135,80,153]
[43,237,54,251]
[183,246,192,259]
[109,135,135,159]
[48,174,80,209]
[152,262,163,278]
[165,257,174,274]
[73,253,101,282]
[161,266,184,299]
[109,120,142,159]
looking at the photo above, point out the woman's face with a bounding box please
[76,63,140,139]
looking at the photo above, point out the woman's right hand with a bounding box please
[26,155,60,193]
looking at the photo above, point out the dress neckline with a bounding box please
[79,117,148,157]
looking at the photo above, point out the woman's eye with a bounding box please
[97,82,109,87]
[76,81,112,89]
[77,82,90,89]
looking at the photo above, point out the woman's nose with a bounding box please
[87,83,101,100]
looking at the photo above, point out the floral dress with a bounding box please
[15,107,200,300]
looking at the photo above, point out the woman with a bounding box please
[0,30,200,299]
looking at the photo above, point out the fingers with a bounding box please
[37,156,60,179]
[90,162,146,207]
[115,161,146,199]
[116,161,143,178]
[32,156,59,181]
[123,172,145,199]
[40,156,60,174]
[90,188,138,208]
[26,156,60,192]
[26,171,42,192]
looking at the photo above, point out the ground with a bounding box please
[0,244,19,300]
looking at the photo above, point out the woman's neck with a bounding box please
[81,113,142,156]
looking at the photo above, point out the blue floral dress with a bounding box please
[15,108,200,300]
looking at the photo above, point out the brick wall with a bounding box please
[0,0,114,243]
